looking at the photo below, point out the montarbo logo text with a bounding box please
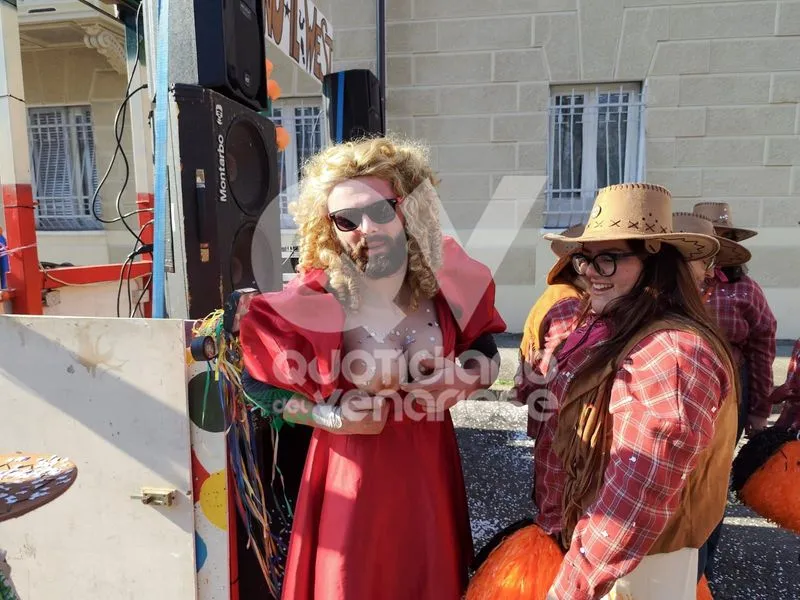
[215,104,227,202]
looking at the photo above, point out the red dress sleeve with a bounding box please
[436,237,507,355]
[239,270,344,402]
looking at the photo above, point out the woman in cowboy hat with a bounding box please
[514,225,587,440]
[672,212,752,291]
[533,183,738,600]
[693,202,777,439]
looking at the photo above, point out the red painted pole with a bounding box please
[2,184,41,314]
[0,2,42,315]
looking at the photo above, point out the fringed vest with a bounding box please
[552,318,739,554]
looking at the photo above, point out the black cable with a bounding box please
[116,254,134,318]
[127,219,154,317]
[125,242,153,317]
[126,254,134,317]
[91,2,150,246]
[132,275,152,317]
[91,83,147,234]
[116,218,152,317]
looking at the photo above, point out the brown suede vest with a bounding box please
[553,318,738,554]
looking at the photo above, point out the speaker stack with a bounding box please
[323,68,385,142]
[159,4,388,597]
[164,0,280,319]
[158,3,303,599]
[169,84,281,319]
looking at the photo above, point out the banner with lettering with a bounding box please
[264,0,334,84]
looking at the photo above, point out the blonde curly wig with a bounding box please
[289,136,443,312]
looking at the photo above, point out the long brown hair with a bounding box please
[576,240,735,377]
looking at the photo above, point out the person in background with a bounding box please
[694,202,777,439]
[534,184,736,600]
[672,212,751,292]
[771,338,800,430]
[672,211,754,581]
[514,225,586,440]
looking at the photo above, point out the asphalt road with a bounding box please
[453,335,798,600]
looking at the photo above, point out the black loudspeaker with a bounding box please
[322,69,384,142]
[174,0,267,111]
[170,84,281,319]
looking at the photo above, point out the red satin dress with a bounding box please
[240,238,506,600]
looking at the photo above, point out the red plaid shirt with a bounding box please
[535,319,731,600]
[536,297,584,374]
[516,297,583,438]
[775,340,800,430]
[704,273,776,418]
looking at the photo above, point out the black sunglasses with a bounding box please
[328,198,399,232]
[571,251,639,277]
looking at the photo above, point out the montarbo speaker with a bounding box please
[166,84,281,320]
[323,69,385,143]
[167,0,267,111]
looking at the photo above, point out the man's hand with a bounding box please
[745,413,768,436]
[768,383,792,407]
[400,355,479,413]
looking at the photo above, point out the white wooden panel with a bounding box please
[0,315,196,600]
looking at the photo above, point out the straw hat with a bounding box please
[546,224,584,285]
[544,183,719,261]
[672,212,751,267]
[693,202,757,242]
[0,453,77,522]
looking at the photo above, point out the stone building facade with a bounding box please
[305,0,800,336]
[13,0,799,336]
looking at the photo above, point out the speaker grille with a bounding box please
[225,118,270,216]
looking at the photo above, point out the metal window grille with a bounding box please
[270,103,325,229]
[545,86,644,229]
[27,106,102,231]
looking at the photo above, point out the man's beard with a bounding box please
[349,232,408,279]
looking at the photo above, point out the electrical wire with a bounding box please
[91,2,150,247]
[115,219,153,317]
[41,271,114,288]
[131,275,152,317]
[115,254,135,318]
[90,84,149,228]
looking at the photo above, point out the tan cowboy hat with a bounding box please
[672,212,751,267]
[546,224,584,285]
[693,202,757,242]
[544,183,719,261]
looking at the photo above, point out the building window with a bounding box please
[27,106,102,231]
[270,101,326,229]
[545,84,644,229]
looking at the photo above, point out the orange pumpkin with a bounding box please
[733,428,800,535]
[468,521,715,599]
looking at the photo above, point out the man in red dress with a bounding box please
[240,137,505,599]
